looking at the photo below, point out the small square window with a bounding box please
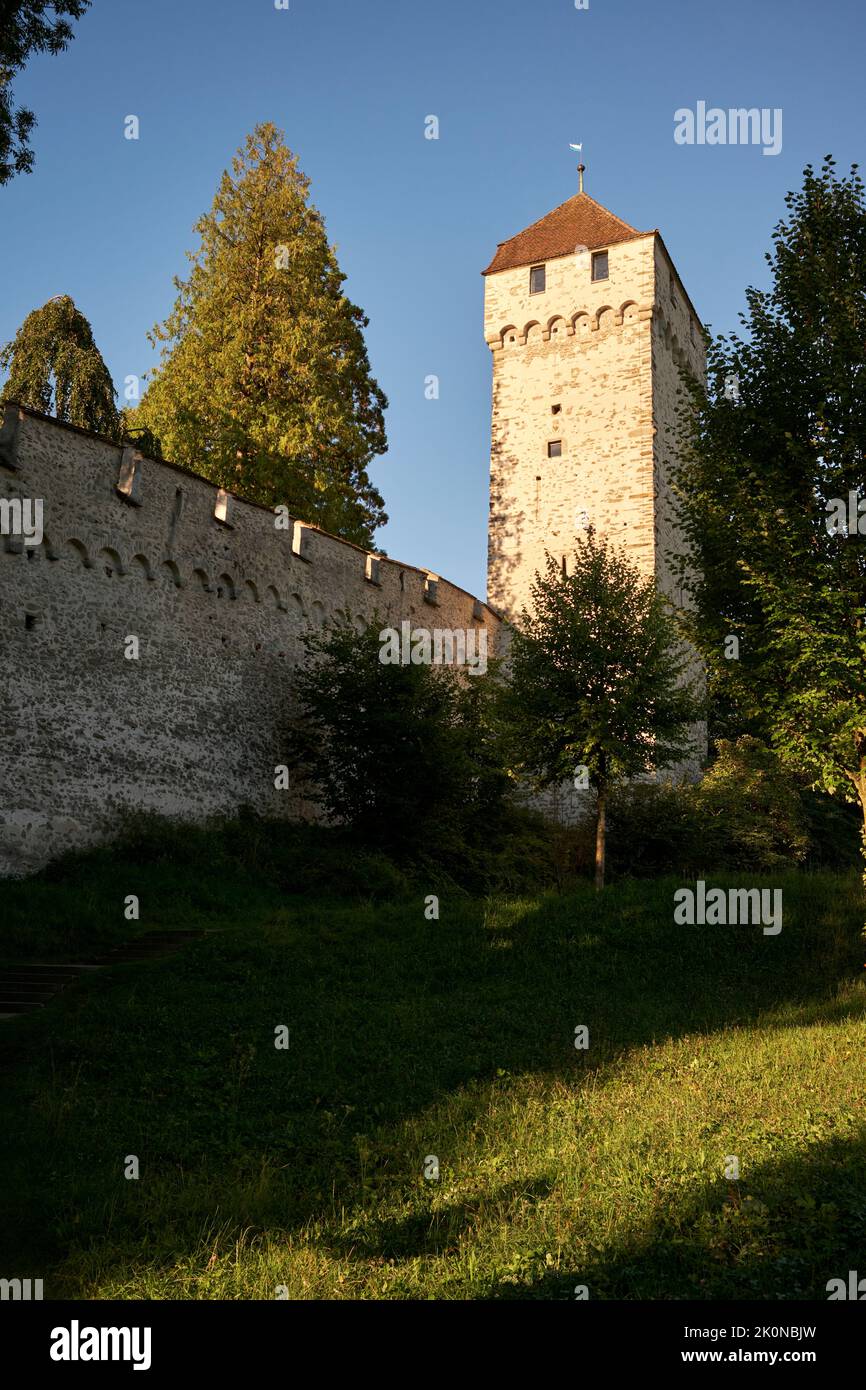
[591,250,609,281]
[547,440,562,459]
[529,264,546,294]
[551,403,562,415]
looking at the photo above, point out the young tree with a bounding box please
[672,159,866,869]
[0,1,90,184]
[503,533,703,889]
[131,123,389,547]
[0,294,119,435]
[287,618,506,860]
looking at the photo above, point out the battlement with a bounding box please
[0,406,500,875]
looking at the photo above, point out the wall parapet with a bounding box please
[0,405,499,876]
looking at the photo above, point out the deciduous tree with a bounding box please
[673,158,866,868]
[0,293,119,435]
[0,1,90,184]
[503,534,703,889]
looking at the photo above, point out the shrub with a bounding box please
[286,619,509,866]
[697,736,810,870]
[605,738,845,878]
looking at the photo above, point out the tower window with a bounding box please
[547,440,562,459]
[551,403,562,415]
[591,251,609,281]
[529,264,546,294]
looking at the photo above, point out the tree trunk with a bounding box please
[594,778,607,892]
[850,731,866,890]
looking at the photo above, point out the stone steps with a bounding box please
[0,931,207,1020]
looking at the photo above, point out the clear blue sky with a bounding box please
[2,0,863,596]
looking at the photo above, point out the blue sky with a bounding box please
[1,0,863,596]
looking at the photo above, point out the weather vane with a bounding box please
[569,142,586,193]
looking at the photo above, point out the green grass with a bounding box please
[1,834,864,1299]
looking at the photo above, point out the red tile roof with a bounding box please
[483,191,650,275]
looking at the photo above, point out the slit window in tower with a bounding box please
[548,440,562,459]
[591,250,609,282]
[529,264,546,294]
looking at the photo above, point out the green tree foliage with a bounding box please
[131,123,388,547]
[698,736,810,867]
[117,409,162,459]
[672,159,866,861]
[503,533,703,889]
[0,294,119,435]
[287,619,507,863]
[0,1,90,184]
[604,738,861,877]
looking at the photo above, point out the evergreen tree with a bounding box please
[287,618,507,860]
[503,534,703,889]
[132,123,388,547]
[673,159,866,865]
[0,294,119,435]
[0,1,90,184]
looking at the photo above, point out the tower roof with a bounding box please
[482,191,649,276]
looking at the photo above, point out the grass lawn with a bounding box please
[1,836,865,1300]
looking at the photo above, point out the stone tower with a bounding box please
[483,184,705,621]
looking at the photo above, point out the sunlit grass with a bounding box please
[1,844,864,1300]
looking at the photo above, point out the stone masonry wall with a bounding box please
[651,236,706,606]
[484,230,707,783]
[0,407,500,876]
[484,234,658,619]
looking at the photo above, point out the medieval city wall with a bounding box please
[0,406,500,876]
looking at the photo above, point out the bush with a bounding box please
[799,789,863,869]
[286,618,509,867]
[696,736,810,870]
[605,781,705,878]
[605,737,858,878]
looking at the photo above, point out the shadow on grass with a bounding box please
[335,1178,557,1262]
[483,1130,866,1301]
[0,863,863,1296]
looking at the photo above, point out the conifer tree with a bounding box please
[0,294,119,435]
[132,123,389,547]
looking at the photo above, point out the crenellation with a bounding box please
[1,187,711,875]
[484,189,707,773]
[0,407,500,875]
